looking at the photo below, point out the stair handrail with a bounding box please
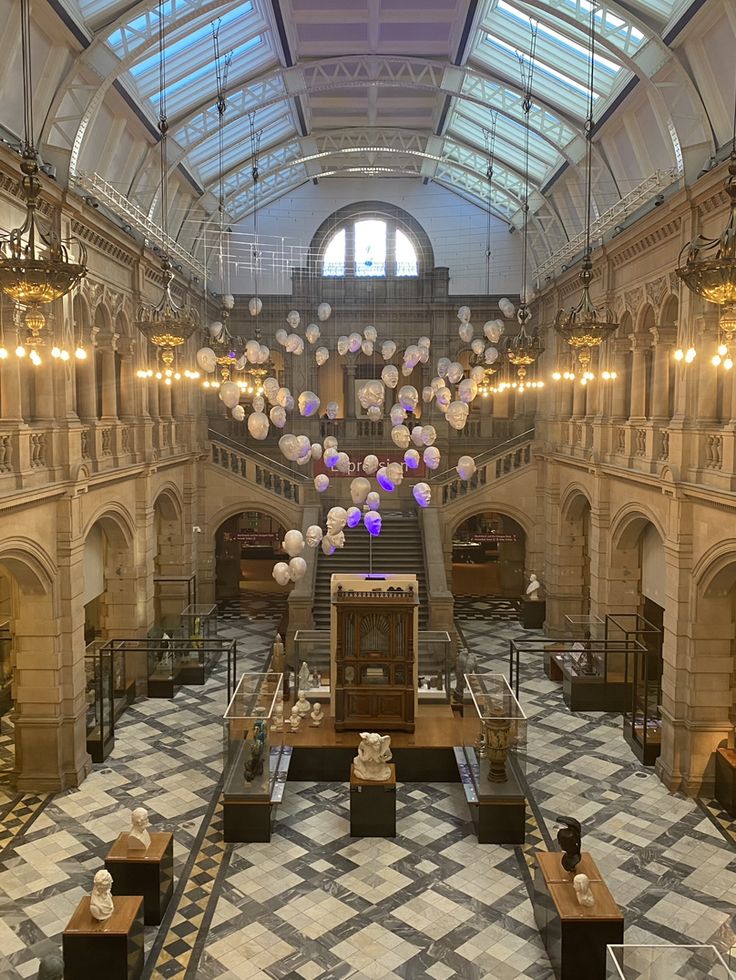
[429,427,535,485]
[208,428,310,483]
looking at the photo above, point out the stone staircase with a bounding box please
[313,511,428,630]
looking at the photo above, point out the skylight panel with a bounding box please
[484,33,601,104]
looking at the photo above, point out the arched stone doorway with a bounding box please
[451,511,526,597]
[153,488,188,629]
[215,511,288,600]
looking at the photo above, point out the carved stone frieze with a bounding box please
[645,276,669,313]
[610,219,681,268]
[624,286,644,315]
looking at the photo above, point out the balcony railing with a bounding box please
[431,429,535,505]
[208,429,309,504]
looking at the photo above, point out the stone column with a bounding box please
[1,358,23,421]
[610,343,629,418]
[695,315,719,423]
[571,379,586,418]
[100,348,118,419]
[344,360,357,418]
[33,366,55,421]
[650,326,676,419]
[628,334,649,420]
[118,348,136,420]
[77,350,97,421]
[158,382,172,419]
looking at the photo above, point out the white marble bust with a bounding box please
[289,705,301,731]
[353,732,392,781]
[128,807,151,850]
[90,869,114,921]
[526,573,541,600]
[573,873,595,908]
[295,691,311,716]
[310,703,324,727]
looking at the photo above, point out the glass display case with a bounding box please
[146,627,181,698]
[607,944,734,980]
[0,620,12,718]
[293,630,330,699]
[457,672,527,843]
[85,640,114,763]
[606,614,662,765]
[555,638,640,712]
[153,573,196,631]
[417,630,452,701]
[180,603,218,641]
[564,614,605,640]
[111,643,136,722]
[222,672,290,842]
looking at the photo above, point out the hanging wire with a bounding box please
[20,0,34,152]
[212,19,233,296]
[157,0,170,246]
[582,2,596,267]
[248,112,263,312]
[483,112,498,296]
[515,19,538,330]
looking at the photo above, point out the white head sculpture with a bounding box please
[305,323,321,344]
[311,442,323,460]
[458,379,478,404]
[573,874,595,908]
[219,381,240,409]
[323,436,338,450]
[306,525,323,548]
[128,807,151,850]
[456,455,477,481]
[410,425,424,447]
[324,447,340,468]
[381,364,399,389]
[314,474,330,493]
[247,412,269,440]
[289,557,307,581]
[499,297,516,318]
[346,506,362,528]
[358,380,385,410]
[315,346,330,366]
[245,339,261,364]
[471,337,486,357]
[398,385,419,412]
[420,424,437,446]
[422,386,435,403]
[279,434,298,461]
[447,361,464,385]
[391,424,411,449]
[484,319,504,343]
[248,296,262,316]
[272,562,291,586]
[458,322,473,343]
[321,535,336,556]
[435,387,452,412]
[364,511,382,536]
[381,340,397,360]
[423,446,441,470]
[387,461,403,486]
[283,529,305,557]
[348,332,362,353]
[485,346,499,365]
[231,405,245,422]
[457,305,471,322]
[446,400,469,430]
[366,491,381,511]
[317,301,332,321]
[285,334,304,355]
[298,391,321,417]
[326,401,339,420]
[286,309,301,329]
[90,869,114,922]
[361,339,374,357]
[326,507,348,535]
[412,482,431,507]
[263,376,280,401]
[196,347,216,373]
[404,449,420,470]
[337,335,349,356]
[362,454,379,476]
[366,405,382,421]
[275,328,288,347]
[335,451,350,474]
[269,405,286,428]
[276,386,292,408]
[350,477,371,505]
[390,404,407,426]
[376,467,395,492]
[437,357,451,378]
[364,325,378,341]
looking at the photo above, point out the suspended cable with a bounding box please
[483,112,498,296]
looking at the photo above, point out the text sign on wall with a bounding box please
[312,452,426,478]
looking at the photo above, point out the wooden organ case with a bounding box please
[332,578,418,733]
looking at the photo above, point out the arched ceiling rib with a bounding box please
[44,0,713,265]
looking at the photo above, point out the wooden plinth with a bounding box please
[520,598,545,629]
[350,763,396,837]
[177,661,205,685]
[146,674,178,699]
[105,832,174,925]
[533,851,623,980]
[561,664,630,713]
[223,797,273,843]
[715,747,736,816]
[63,895,144,980]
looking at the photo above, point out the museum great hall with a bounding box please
[0,0,734,976]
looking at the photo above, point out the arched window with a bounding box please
[321,217,420,278]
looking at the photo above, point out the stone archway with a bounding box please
[152,487,189,628]
[450,510,527,598]
[214,510,288,601]
[544,486,594,631]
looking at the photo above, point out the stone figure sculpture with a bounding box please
[557,816,583,873]
[271,634,285,672]
[271,701,284,732]
[128,807,151,850]
[295,691,311,716]
[310,703,324,727]
[573,873,595,908]
[526,573,541,600]
[90,869,114,921]
[289,705,302,732]
[298,661,310,693]
[453,647,478,702]
[353,732,392,781]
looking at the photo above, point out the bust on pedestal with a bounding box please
[521,573,546,629]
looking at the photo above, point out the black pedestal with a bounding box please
[223,798,273,842]
[105,832,174,925]
[715,747,736,816]
[146,674,178,698]
[520,598,546,629]
[350,764,396,837]
[63,895,144,980]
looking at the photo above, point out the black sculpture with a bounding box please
[556,815,582,872]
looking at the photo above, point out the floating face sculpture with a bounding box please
[417,336,431,350]
[364,325,377,341]
[376,467,394,492]
[366,405,382,421]
[317,301,332,321]
[275,328,288,346]
[470,365,486,384]
[431,376,446,392]
[315,346,329,366]
[295,435,311,462]
[321,535,336,556]
[350,477,371,505]
[270,406,286,428]
[288,557,307,581]
[437,357,451,378]
[484,319,504,343]
[499,297,515,319]
[311,442,323,459]
[412,482,431,507]
[346,506,362,528]
[219,381,240,408]
[423,446,441,470]
[358,380,385,410]
[381,365,399,389]
[285,334,304,355]
[458,322,473,343]
[286,310,301,329]
[364,510,382,536]
[366,491,380,510]
[390,404,407,426]
[208,320,225,341]
[391,424,410,449]
[446,400,470,430]
[263,377,280,401]
[231,405,245,422]
[279,434,298,460]
[276,387,292,408]
[422,386,434,403]
[398,385,419,412]
[326,401,339,420]
[323,436,338,450]
[404,449,420,469]
[314,474,330,492]
[362,454,379,476]
[272,562,290,585]
[252,395,265,413]
[306,525,323,547]
[196,347,216,373]
[245,339,261,363]
[248,296,262,316]
[403,345,421,369]
[381,340,397,360]
[305,323,320,344]
[387,462,403,486]
[337,335,349,356]
[326,507,348,535]
[458,379,478,404]
[247,411,269,440]
[485,346,499,365]
[348,332,362,353]
[435,387,452,412]
[456,455,477,481]
[457,305,471,322]
[471,338,485,357]
[447,361,464,385]
[361,340,374,357]
[420,424,437,446]
[410,425,424,447]
[298,391,320,417]
[324,447,340,468]
[335,452,350,474]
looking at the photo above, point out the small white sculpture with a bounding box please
[298,391,320,417]
[288,557,307,581]
[314,474,330,493]
[391,424,411,449]
[362,455,379,477]
[248,296,262,316]
[286,309,301,329]
[272,633,285,671]
[305,323,320,344]
[90,869,114,922]
[446,400,470,430]
[381,340,397,360]
[348,332,362,353]
[353,732,393,781]
[456,455,477,481]
[573,874,595,908]
[412,482,431,508]
[315,346,330,366]
[272,562,291,586]
[346,506,362,527]
[350,477,371,505]
[364,510,382,536]
[526,573,541,600]
[299,661,310,693]
[271,701,284,732]
[128,807,151,850]
[310,703,324,727]
[231,405,245,422]
[283,529,305,558]
[317,302,332,321]
[326,507,348,535]
[289,705,302,731]
[404,449,420,470]
[366,491,381,511]
[295,691,311,716]
[270,406,286,428]
[335,451,350,474]
[306,525,323,548]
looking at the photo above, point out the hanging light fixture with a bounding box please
[676,87,736,370]
[137,0,199,382]
[505,19,544,392]
[554,4,617,384]
[0,0,87,363]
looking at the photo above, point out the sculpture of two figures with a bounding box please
[353,732,392,781]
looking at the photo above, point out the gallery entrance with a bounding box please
[215,512,288,599]
[451,512,526,597]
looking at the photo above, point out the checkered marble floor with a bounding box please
[0,598,734,978]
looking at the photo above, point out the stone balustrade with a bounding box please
[209,433,308,504]
[431,430,534,505]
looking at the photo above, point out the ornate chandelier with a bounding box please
[554,3,617,381]
[0,0,87,363]
[136,0,199,381]
[676,150,736,370]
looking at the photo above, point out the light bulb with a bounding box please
[174,372,181,380]
[718,344,728,357]
[30,350,41,366]
[0,347,7,360]
[137,370,145,378]
[674,349,684,361]
[155,371,162,380]
[552,371,561,381]
[146,369,153,378]
[60,349,70,361]
[724,357,733,370]
[51,346,61,358]
[610,371,617,379]
[581,377,587,386]
[164,369,172,377]
[203,380,211,388]
[601,370,610,380]
[16,345,26,358]
[165,377,172,385]
[192,371,200,379]
[685,347,696,363]
[712,354,722,366]
[75,346,87,360]
[538,381,544,388]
